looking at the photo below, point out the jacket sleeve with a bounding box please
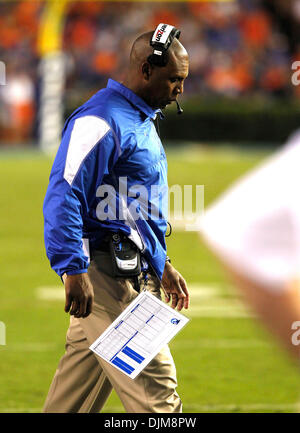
[43,115,120,277]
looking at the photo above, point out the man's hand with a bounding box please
[64,273,94,318]
[161,262,189,311]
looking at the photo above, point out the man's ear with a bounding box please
[142,62,153,81]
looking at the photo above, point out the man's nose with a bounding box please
[175,82,184,94]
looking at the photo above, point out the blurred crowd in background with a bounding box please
[0,0,299,144]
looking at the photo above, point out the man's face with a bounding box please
[145,54,189,110]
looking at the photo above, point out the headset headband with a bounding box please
[148,23,181,67]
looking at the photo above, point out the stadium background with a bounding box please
[0,0,300,413]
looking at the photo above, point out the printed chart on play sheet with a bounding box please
[90,290,189,379]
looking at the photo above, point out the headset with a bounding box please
[147,23,181,67]
[147,23,183,115]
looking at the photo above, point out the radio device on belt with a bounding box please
[109,233,141,278]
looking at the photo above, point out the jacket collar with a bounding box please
[107,79,163,120]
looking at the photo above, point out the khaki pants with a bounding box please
[43,251,182,413]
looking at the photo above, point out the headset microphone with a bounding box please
[176,100,183,115]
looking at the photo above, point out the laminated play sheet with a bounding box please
[89,290,189,379]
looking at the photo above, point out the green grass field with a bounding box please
[0,144,299,413]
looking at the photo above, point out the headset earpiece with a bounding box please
[148,23,181,68]
[147,51,169,68]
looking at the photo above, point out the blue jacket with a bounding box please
[43,79,168,280]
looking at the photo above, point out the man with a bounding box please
[43,25,190,413]
[199,130,300,362]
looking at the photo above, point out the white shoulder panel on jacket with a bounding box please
[64,115,111,185]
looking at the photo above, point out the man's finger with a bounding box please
[64,293,72,313]
[83,295,93,318]
[161,285,170,303]
[70,299,80,316]
[171,293,178,309]
[176,297,184,311]
[183,295,189,309]
[75,296,87,318]
[179,278,190,309]
[175,288,186,311]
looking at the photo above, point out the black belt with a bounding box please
[93,242,110,253]
[89,239,110,262]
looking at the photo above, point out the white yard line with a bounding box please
[36,284,229,301]
[0,343,59,352]
[170,339,267,349]
[0,338,267,352]
[185,306,253,319]
[36,284,253,318]
[36,286,64,301]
